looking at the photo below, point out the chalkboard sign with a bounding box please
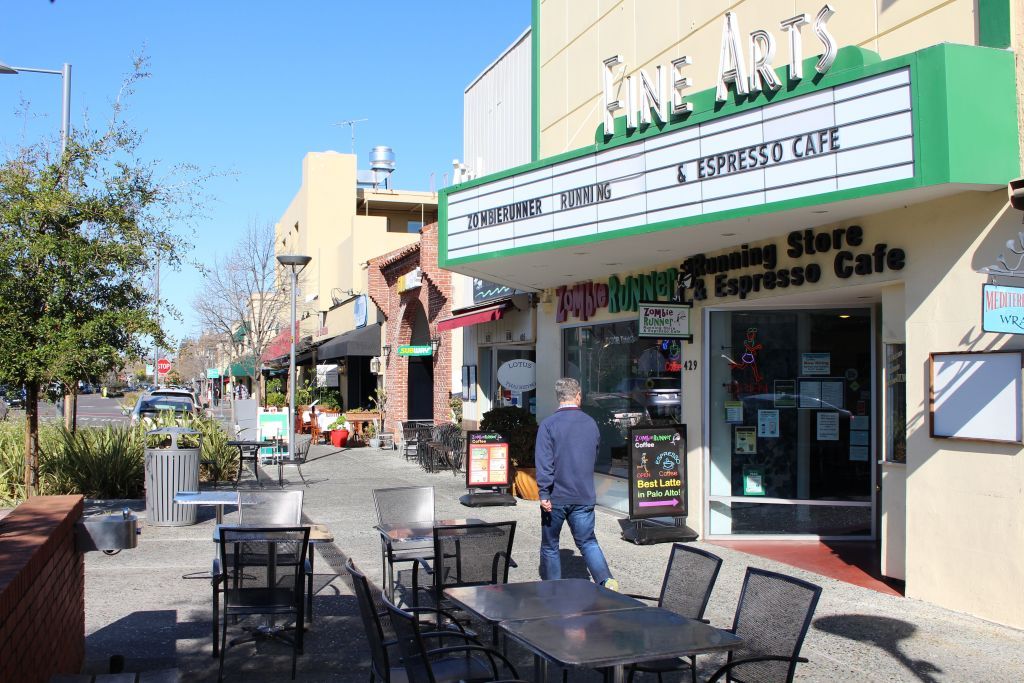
[628,425,686,519]
[466,431,510,488]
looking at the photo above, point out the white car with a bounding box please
[130,393,198,425]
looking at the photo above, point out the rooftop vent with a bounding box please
[369,146,395,189]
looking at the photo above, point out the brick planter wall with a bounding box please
[0,495,85,682]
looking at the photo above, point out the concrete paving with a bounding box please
[81,443,1024,682]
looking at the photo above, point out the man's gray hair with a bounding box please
[555,377,581,403]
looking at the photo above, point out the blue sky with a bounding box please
[0,1,529,343]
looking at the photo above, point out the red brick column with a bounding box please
[0,495,85,682]
[368,224,452,435]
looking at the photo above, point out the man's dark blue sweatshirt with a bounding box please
[535,406,599,505]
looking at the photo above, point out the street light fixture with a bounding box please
[277,254,312,464]
[0,60,72,155]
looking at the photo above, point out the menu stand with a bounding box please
[621,424,696,545]
[459,431,517,508]
[460,485,516,507]
[622,518,698,545]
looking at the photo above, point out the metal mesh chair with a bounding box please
[238,490,315,622]
[706,567,823,683]
[373,486,436,601]
[279,433,313,486]
[346,558,489,683]
[215,526,310,682]
[383,594,526,683]
[626,544,723,683]
[413,521,517,625]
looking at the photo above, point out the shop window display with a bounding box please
[563,321,682,476]
[708,308,873,536]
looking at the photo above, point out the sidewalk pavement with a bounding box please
[81,443,1024,681]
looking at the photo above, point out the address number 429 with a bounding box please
[682,360,698,371]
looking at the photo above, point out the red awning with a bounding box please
[436,303,508,332]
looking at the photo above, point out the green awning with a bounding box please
[231,323,249,343]
[230,355,257,377]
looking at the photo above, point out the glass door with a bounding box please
[493,347,536,414]
[706,307,875,538]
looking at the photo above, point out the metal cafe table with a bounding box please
[375,517,485,600]
[444,580,742,683]
[226,439,279,487]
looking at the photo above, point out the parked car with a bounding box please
[625,376,681,422]
[130,394,198,425]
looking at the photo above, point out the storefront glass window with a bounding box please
[708,308,873,537]
[562,321,683,476]
[885,343,906,463]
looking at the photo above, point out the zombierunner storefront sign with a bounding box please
[681,225,906,301]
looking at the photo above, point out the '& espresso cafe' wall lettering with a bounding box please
[681,225,906,301]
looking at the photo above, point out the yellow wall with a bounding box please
[539,0,980,155]
[275,152,422,341]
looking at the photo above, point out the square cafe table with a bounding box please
[500,606,743,683]
[374,518,486,600]
[444,578,645,645]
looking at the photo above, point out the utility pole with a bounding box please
[333,118,368,155]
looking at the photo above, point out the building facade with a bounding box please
[274,151,436,411]
[440,1,1024,628]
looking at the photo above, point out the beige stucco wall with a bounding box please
[539,0,980,156]
[533,188,1024,627]
[275,153,422,341]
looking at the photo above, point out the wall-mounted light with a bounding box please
[382,344,392,357]
[431,336,441,355]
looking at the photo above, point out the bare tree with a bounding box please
[194,221,293,403]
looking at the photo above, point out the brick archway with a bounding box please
[367,224,452,436]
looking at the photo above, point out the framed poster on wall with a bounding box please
[930,350,1024,444]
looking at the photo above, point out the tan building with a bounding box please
[440,1,1024,627]
[276,151,437,411]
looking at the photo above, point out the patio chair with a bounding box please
[278,433,313,486]
[705,567,823,683]
[346,558,494,683]
[625,544,723,683]
[215,526,310,682]
[401,421,421,461]
[373,486,435,601]
[412,521,517,632]
[383,594,527,683]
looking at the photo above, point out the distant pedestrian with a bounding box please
[535,377,618,590]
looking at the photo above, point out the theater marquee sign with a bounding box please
[445,66,912,263]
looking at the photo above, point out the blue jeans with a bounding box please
[539,503,612,585]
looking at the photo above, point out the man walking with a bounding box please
[536,377,618,590]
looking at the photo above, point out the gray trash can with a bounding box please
[144,426,202,526]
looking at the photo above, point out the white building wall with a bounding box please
[463,28,532,179]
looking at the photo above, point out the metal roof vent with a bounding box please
[369,146,395,189]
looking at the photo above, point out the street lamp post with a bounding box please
[277,254,312,462]
[0,61,72,155]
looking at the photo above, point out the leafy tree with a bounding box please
[194,221,297,405]
[0,58,204,495]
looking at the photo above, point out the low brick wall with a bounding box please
[0,495,85,682]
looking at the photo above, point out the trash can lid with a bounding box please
[145,426,201,436]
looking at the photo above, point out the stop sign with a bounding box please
[157,358,172,375]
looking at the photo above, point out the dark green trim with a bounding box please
[440,43,1020,270]
[979,0,1012,48]
[531,0,541,161]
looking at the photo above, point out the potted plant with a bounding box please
[480,406,539,500]
[367,386,387,449]
[327,415,349,448]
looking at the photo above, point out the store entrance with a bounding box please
[707,307,874,538]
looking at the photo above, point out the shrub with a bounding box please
[193,416,238,483]
[0,421,63,505]
[480,406,538,468]
[449,395,463,424]
[41,425,145,499]
[266,391,287,409]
